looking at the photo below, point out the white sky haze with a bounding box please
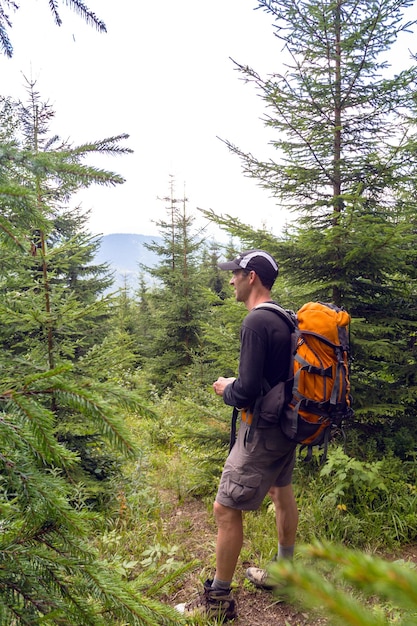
[2,0,286,240]
[2,0,416,240]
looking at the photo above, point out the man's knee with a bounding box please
[268,485,279,500]
[268,484,295,508]
[213,500,241,527]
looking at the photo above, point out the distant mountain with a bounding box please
[94,233,162,290]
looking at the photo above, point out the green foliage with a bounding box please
[4,3,417,622]
[116,388,417,624]
[140,543,184,573]
[0,83,146,498]
[142,388,230,500]
[295,447,417,548]
[269,542,417,625]
[0,369,189,625]
[141,184,211,391]
[0,82,190,623]
[199,242,231,300]
[202,0,417,451]
[198,293,245,380]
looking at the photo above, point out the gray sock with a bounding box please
[278,544,294,560]
[212,576,232,591]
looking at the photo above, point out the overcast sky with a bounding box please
[2,0,287,240]
[2,1,416,241]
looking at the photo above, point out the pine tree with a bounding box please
[199,241,230,300]
[0,86,184,623]
[0,0,106,58]
[214,0,417,454]
[142,180,207,391]
[0,81,143,483]
[133,274,157,365]
[225,0,417,297]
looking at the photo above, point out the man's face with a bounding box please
[230,269,251,302]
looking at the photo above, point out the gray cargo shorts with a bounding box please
[215,420,297,511]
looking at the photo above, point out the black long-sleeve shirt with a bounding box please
[223,302,292,411]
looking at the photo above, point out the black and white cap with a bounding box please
[218,249,279,285]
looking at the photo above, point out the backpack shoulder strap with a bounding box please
[254,303,298,382]
[254,302,297,333]
[243,303,297,446]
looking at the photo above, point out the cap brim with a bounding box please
[218,260,240,271]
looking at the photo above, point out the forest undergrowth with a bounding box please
[97,406,417,625]
[156,484,417,626]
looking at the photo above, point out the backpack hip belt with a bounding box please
[240,409,254,425]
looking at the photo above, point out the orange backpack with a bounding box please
[255,301,353,462]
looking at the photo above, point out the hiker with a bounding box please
[175,249,299,621]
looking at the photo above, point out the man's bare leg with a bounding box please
[269,484,298,553]
[246,483,298,589]
[213,501,243,585]
[174,501,239,619]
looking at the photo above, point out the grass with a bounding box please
[91,388,417,624]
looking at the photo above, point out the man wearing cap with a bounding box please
[176,249,298,621]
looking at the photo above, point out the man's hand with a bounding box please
[213,376,236,397]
